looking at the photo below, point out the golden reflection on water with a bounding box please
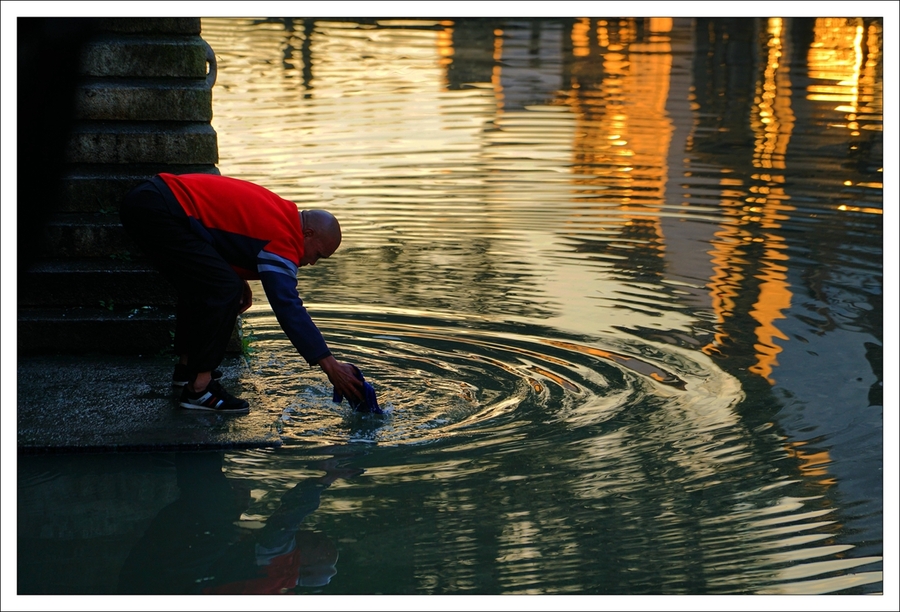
[202,14,883,392]
[807,18,883,134]
[699,18,796,384]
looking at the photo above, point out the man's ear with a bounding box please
[303,226,316,238]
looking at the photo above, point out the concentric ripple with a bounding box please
[240,303,743,446]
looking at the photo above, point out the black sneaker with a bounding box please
[179,379,249,413]
[172,364,223,387]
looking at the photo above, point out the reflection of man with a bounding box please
[202,461,359,594]
[200,524,338,594]
[117,452,360,594]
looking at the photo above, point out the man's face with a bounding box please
[299,233,339,267]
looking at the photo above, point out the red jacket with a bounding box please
[158,173,331,364]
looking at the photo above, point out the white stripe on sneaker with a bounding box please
[198,391,223,409]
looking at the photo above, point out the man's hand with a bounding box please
[318,355,365,403]
[238,280,253,314]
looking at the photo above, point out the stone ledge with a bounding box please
[18,260,177,308]
[66,122,218,165]
[17,354,282,454]
[17,307,243,355]
[17,306,179,355]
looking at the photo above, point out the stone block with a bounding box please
[58,165,220,213]
[18,260,177,308]
[94,18,201,35]
[67,122,218,165]
[40,213,133,258]
[17,308,243,355]
[75,81,212,122]
[80,36,210,78]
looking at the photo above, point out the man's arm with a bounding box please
[261,270,332,363]
[258,257,365,402]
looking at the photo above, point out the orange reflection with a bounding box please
[748,248,791,384]
[572,18,590,57]
[528,365,579,392]
[700,17,881,384]
[745,19,796,384]
[436,23,454,70]
[555,18,673,258]
[703,219,745,356]
[492,29,505,113]
[807,18,883,134]
[785,441,835,486]
[702,19,796,385]
[648,18,673,34]
[837,204,883,215]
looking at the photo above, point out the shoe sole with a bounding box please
[178,401,250,414]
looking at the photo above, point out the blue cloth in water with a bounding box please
[332,366,382,414]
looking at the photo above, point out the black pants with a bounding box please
[120,178,242,377]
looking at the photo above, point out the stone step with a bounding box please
[66,121,218,165]
[17,307,179,355]
[80,35,210,79]
[18,307,243,356]
[75,79,212,122]
[58,164,219,213]
[18,260,176,308]
[39,213,134,259]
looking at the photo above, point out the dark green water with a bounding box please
[17,17,887,599]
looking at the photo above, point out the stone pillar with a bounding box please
[17,18,239,355]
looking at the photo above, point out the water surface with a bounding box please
[18,17,886,597]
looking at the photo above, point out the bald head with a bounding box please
[299,209,342,267]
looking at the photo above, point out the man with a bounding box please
[119,173,365,413]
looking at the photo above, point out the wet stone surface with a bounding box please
[17,354,282,453]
